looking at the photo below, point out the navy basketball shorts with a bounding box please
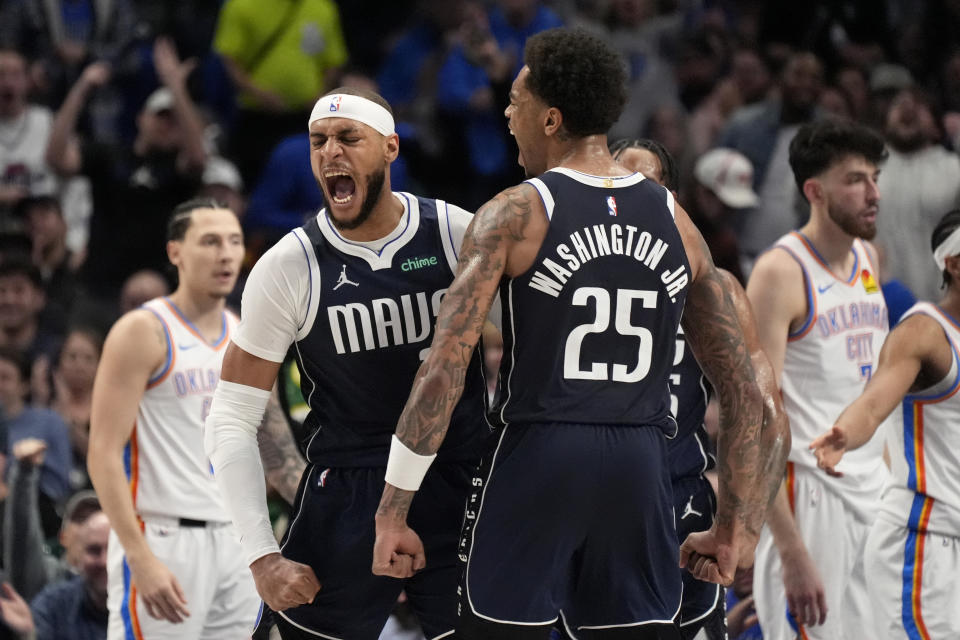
[458,422,682,635]
[267,460,475,639]
[671,475,724,637]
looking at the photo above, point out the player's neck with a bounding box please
[552,135,630,177]
[939,287,960,318]
[799,217,857,273]
[338,190,404,243]
[166,290,226,339]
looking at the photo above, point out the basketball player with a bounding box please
[746,119,889,640]
[203,87,492,639]
[612,138,790,640]
[87,199,303,639]
[373,28,788,640]
[810,208,960,638]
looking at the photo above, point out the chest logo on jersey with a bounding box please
[816,301,887,338]
[172,368,220,397]
[333,264,359,290]
[327,288,447,354]
[861,269,880,294]
[401,256,438,272]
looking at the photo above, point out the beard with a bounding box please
[828,202,877,240]
[886,125,927,153]
[328,167,386,231]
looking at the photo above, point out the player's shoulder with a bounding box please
[104,307,169,363]
[750,244,805,282]
[250,230,313,274]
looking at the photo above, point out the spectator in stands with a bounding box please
[15,196,77,317]
[213,0,348,185]
[719,50,823,261]
[876,86,960,301]
[0,49,58,219]
[436,0,560,207]
[51,328,100,488]
[29,510,108,640]
[0,260,62,367]
[199,156,245,221]
[46,38,207,308]
[0,349,70,539]
[117,270,167,315]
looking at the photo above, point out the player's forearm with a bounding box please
[87,447,152,561]
[257,396,306,505]
[757,392,791,513]
[683,268,766,540]
[766,482,808,560]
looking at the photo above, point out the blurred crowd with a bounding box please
[2,0,960,638]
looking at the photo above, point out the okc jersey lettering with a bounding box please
[172,368,220,396]
[529,223,688,300]
[328,288,447,354]
[816,302,886,338]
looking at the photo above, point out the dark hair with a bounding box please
[932,208,960,287]
[524,28,627,138]
[0,347,30,382]
[609,138,679,192]
[61,326,105,360]
[0,257,43,289]
[322,86,394,118]
[788,120,887,199]
[13,195,61,219]
[166,197,230,241]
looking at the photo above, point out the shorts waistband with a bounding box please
[140,514,231,529]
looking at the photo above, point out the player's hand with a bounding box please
[809,426,847,477]
[726,594,758,636]
[781,546,828,627]
[127,552,191,623]
[372,520,426,579]
[678,527,738,586]
[250,553,321,612]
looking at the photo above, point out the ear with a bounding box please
[543,107,563,137]
[802,177,824,206]
[946,254,960,282]
[384,133,400,163]
[166,240,180,266]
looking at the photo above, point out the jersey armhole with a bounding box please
[903,306,960,403]
[524,178,555,221]
[771,245,817,341]
[143,308,174,388]
[436,199,461,273]
[292,227,323,342]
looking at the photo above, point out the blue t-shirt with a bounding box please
[31,575,108,640]
[7,407,71,501]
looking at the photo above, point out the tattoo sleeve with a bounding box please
[682,257,766,540]
[379,185,534,517]
[256,393,306,505]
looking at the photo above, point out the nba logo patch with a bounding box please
[317,468,330,487]
[329,96,342,112]
[861,269,880,294]
[606,196,618,216]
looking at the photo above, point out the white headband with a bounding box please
[934,226,960,271]
[308,93,395,136]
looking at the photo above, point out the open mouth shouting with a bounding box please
[324,170,357,206]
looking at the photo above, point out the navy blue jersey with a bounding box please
[667,327,716,481]
[295,195,489,467]
[496,169,690,431]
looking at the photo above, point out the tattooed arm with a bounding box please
[372,184,545,578]
[672,206,770,587]
[257,390,306,505]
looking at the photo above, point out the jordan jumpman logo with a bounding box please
[681,495,703,520]
[333,264,359,290]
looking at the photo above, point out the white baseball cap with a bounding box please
[202,156,243,192]
[694,148,759,209]
[143,87,174,113]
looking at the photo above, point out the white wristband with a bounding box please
[384,435,436,491]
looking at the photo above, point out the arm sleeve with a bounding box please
[232,232,313,362]
[3,461,52,602]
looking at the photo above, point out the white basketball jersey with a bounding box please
[0,105,57,197]
[880,302,960,536]
[776,232,889,516]
[127,298,237,522]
